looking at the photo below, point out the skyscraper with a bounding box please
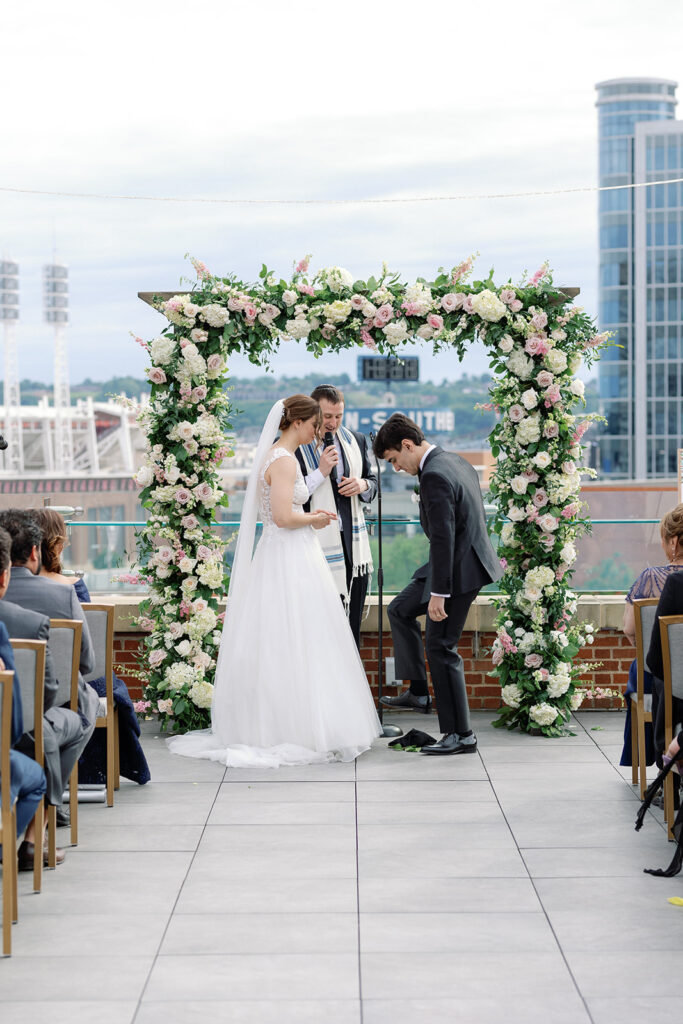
[595,77,680,477]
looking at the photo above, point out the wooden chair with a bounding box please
[82,604,119,807]
[10,640,47,891]
[631,598,660,798]
[0,671,18,955]
[659,613,683,840]
[48,620,82,855]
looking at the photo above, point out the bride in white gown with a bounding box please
[168,394,381,767]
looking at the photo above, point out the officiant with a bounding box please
[296,384,377,649]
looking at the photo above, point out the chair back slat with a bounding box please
[9,640,46,754]
[633,598,660,693]
[0,671,14,813]
[81,605,114,689]
[49,620,82,709]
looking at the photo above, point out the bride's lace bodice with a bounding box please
[259,448,309,529]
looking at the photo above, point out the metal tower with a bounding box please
[0,259,22,473]
[44,263,73,473]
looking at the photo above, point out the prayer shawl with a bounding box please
[300,424,373,602]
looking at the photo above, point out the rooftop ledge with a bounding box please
[104,592,627,634]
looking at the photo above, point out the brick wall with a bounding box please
[118,626,635,710]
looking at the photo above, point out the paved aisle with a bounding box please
[0,711,676,1023]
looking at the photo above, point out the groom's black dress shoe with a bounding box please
[380,689,432,713]
[421,733,478,756]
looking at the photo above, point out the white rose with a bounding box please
[510,475,529,495]
[416,324,434,340]
[507,505,527,522]
[521,388,539,410]
[470,289,507,322]
[570,379,585,397]
[545,349,568,374]
[560,542,577,564]
[282,290,297,306]
[532,451,552,470]
[524,585,542,603]
[498,334,514,353]
[135,465,154,488]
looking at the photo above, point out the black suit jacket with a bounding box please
[415,447,501,598]
[296,429,377,563]
[647,570,683,680]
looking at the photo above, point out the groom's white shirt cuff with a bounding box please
[419,446,450,599]
[305,468,324,495]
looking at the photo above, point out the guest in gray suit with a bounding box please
[0,510,99,790]
[373,414,502,755]
[0,527,83,827]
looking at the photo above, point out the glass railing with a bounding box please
[60,516,670,597]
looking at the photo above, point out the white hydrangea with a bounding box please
[507,348,534,380]
[515,416,541,445]
[319,266,354,293]
[150,336,177,366]
[525,566,555,589]
[187,607,218,640]
[323,299,353,324]
[164,662,196,692]
[471,289,507,322]
[547,672,571,698]
[194,414,223,445]
[197,562,224,589]
[500,522,519,548]
[529,702,559,726]
[188,680,214,709]
[403,282,434,315]
[569,689,585,711]
[199,303,230,328]
[285,318,310,340]
[501,684,523,708]
[383,320,410,346]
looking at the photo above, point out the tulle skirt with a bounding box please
[167,524,381,767]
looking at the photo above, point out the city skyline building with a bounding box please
[596,76,681,477]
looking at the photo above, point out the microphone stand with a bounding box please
[369,433,402,740]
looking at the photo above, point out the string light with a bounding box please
[0,177,681,207]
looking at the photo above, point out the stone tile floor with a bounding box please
[1,710,679,1023]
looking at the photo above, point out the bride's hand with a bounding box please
[310,510,337,530]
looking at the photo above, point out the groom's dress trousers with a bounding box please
[297,429,377,649]
[388,447,501,734]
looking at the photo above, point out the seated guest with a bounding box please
[32,508,150,787]
[0,510,99,786]
[620,504,683,766]
[0,526,83,832]
[647,561,683,764]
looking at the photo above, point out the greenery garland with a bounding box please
[131,255,607,735]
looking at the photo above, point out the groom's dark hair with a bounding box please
[310,384,344,405]
[373,413,425,458]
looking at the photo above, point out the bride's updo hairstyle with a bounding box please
[279,394,322,434]
[661,503,683,548]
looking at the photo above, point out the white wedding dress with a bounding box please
[168,442,381,768]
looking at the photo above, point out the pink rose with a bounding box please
[500,289,517,306]
[562,460,576,475]
[536,370,553,388]
[532,489,549,508]
[147,367,167,385]
[149,649,167,668]
[441,293,459,313]
[197,545,212,560]
[452,293,466,309]
[351,294,365,309]
[538,668,550,681]
[427,313,444,331]
[508,404,526,423]
[193,482,213,502]
[207,354,224,372]
[523,469,539,482]
[538,513,559,532]
[530,311,548,331]
[525,336,545,357]
[192,386,208,402]
[227,295,244,312]
[242,302,258,321]
[538,533,555,550]
[156,546,174,564]
[321,324,336,340]
[543,421,560,439]
[462,295,475,313]
[138,617,154,632]
[402,301,421,316]
[525,653,543,669]
[175,488,192,506]
[544,384,562,405]
[509,298,523,313]
[169,622,184,639]
[374,303,394,326]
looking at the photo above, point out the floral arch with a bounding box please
[131,255,607,736]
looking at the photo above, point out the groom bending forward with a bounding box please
[373,414,501,755]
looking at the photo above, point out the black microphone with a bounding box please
[324,431,338,482]
[0,435,8,452]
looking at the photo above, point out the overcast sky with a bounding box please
[3,0,683,387]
